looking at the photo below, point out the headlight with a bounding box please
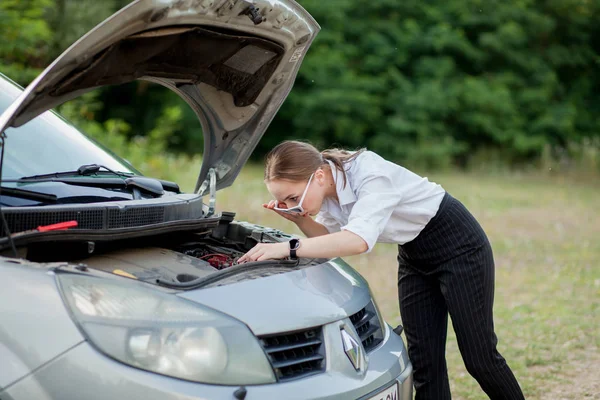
[57,273,276,385]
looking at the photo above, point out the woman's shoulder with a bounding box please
[345,149,416,187]
[348,149,396,171]
[343,150,386,185]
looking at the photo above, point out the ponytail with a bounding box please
[320,147,365,188]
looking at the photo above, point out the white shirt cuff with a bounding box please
[341,217,379,253]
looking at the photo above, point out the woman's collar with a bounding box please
[325,160,357,206]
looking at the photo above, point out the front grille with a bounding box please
[350,301,384,352]
[259,327,325,382]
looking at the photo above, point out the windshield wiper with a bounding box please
[0,186,57,203]
[3,176,180,195]
[2,164,180,194]
[17,164,133,181]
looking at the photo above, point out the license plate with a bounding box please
[367,382,399,400]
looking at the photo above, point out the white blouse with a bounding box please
[315,150,445,252]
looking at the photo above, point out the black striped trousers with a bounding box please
[397,192,525,399]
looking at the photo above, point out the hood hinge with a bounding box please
[198,167,217,217]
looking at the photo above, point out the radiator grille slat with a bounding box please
[263,338,323,354]
[259,327,325,382]
[357,322,380,342]
[350,301,384,353]
[271,354,324,369]
[351,309,375,332]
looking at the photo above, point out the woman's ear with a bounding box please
[315,167,326,186]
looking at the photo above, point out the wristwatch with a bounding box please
[289,238,300,259]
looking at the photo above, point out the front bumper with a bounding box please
[2,322,412,400]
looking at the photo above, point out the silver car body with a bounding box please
[0,0,413,399]
[0,258,412,400]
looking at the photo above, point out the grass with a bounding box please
[174,162,599,399]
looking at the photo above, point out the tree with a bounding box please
[0,0,53,84]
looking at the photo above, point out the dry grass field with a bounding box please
[174,163,599,399]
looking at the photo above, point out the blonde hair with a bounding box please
[264,140,365,187]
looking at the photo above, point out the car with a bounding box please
[0,1,413,399]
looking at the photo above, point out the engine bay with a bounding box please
[18,212,327,289]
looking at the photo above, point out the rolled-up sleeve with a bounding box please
[340,170,403,253]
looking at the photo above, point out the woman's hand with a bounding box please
[237,242,288,263]
[238,231,368,264]
[263,200,309,223]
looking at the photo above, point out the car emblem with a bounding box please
[341,328,362,371]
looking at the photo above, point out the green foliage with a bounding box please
[45,0,123,55]
[0,0,127,86]
[0,0,53,83]
[264,0,600,169]
[96,82,205,155]
[1,0,599,171]
[540,136,600,179]
[56,91,198,182]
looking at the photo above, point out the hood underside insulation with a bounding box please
[45,26,284,109]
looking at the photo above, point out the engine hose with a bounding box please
[156,258,299,289]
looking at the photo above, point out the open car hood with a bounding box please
[0,0,319,195]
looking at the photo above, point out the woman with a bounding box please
[238,140,524,400]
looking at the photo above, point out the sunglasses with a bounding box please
[273,173,314,214]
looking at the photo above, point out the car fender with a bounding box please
[0,259,84,389]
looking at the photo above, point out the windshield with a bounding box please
[0,75,137,180]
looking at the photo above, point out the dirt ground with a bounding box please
[537,350,600,400]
